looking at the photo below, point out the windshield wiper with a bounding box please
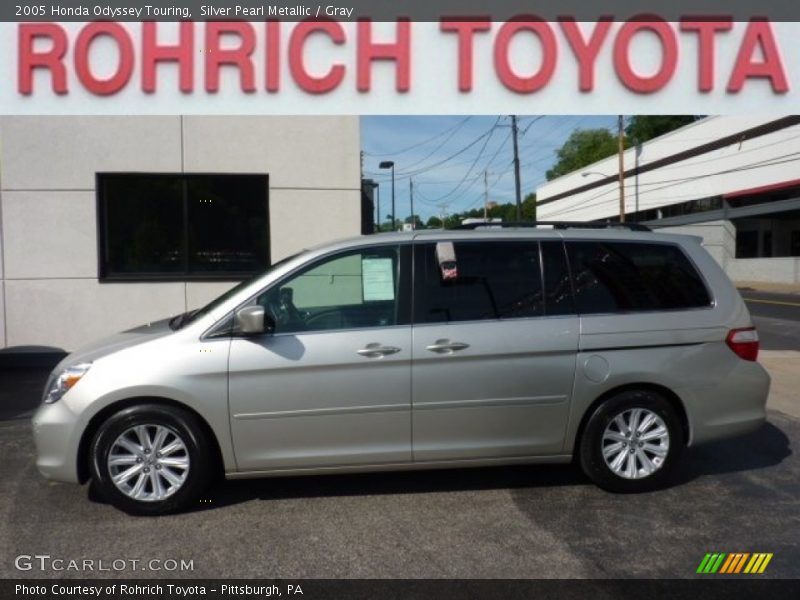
[170,309,202,331]
[169,311,192,330]
[168,312,186,330]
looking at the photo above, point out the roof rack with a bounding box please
[452,221,651,232]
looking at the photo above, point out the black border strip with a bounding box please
[4,579,799,599]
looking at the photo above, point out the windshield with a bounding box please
[169,252,305,330]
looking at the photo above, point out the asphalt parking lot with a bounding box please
[740,289,800,351]
[1,398,798,579]
[1,291,798,579]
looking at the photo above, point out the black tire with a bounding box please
[579,390,684,493]
[89,404,212,515]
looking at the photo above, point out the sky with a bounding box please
[360,115,619,223]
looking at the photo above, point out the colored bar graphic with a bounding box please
[697,554,712,574]
[734,553,750,573]
[710,553,726,573]
[758,554,773,573]
[698,552,772,574]
[720,554,736,574]
[745,554,763,573]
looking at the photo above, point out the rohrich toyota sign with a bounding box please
[6,19,800,113]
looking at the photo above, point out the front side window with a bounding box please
[414,241,544,324]
[255,245,407,334]
[567,241,712,313]
[98,173,269,280]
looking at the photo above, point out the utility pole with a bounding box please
[409,178,415,230]
[437,203,448,229]
[617,114,626,223]
[375,183,381,232]
[483,170,489,221]
[391,168,396,230]
[511,115,522,222]
[379,161,396,231]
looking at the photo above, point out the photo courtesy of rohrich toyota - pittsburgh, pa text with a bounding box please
[0,1,799,599]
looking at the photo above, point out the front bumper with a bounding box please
[31,399,82,484]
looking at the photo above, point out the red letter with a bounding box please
[494,17,557,94]
[560,18,612,92]
[142,22,194,94]
[205,21,256,93]
[614,17,678,93]
[18,23,68,95]
[680,19,733,92]
[289,19,346,94]
[440,19,491,92]
[75,22,134,96]
[728,20,789,94]
[266,20,280,93]
[357,19,411,92]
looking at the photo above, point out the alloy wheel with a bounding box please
[601,408,670,480]
[107,424,191,502]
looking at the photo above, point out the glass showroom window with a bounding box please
[97,173,269,280]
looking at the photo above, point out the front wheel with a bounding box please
[579,390,684,493]
[89,404,212,515]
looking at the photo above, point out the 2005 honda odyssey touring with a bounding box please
[33,223,770,514]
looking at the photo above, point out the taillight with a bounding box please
[726,327,759,361]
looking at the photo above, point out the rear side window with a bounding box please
[414,242,543,323]
[566,241,711,313]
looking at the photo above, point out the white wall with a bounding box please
[659,220,800,284]
[537,116,800,222]
[0,116,361,351]
[657,220,736,269]
[726,258,800,284]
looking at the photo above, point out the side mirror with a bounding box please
[235,306,274,335]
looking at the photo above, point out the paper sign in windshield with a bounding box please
[362,258,395,301]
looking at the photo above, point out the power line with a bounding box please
[364,118,503,182]
[519,115,545,136]
[363,116,471,157]
[419,117,502,204]
[399,117,475,171]
[429,116,595,216]
[459,160,516,212]
[415,122,516,211]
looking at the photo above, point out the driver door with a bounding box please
[228,244,412,471]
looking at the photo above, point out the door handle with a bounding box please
[426,339,470,354]
[357,343,401,358]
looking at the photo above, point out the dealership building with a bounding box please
[537,115,800,285]
[0,116,363,352]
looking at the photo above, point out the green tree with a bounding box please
[426,216,443,228]
[375,215,394,232]
[443,214,462,229]
[405,214,423,229]
[522,193,537,221]
[625,115,701,146]
[545,129,619,181]
[438,193,538,228]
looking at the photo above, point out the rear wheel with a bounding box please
[89,404,212,515]
[579,390,684,493]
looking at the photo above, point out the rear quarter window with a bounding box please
[566,241,712,313]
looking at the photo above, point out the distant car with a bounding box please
[33,224,770,514]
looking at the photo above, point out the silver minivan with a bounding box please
[33,225,770,514]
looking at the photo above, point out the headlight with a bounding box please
[42,363,92,404]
